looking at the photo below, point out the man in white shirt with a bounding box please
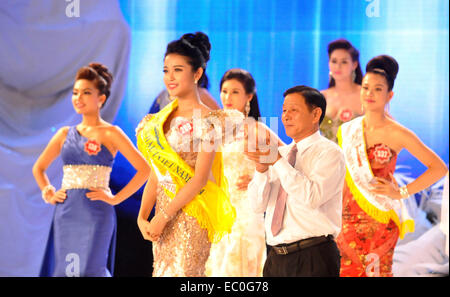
[246,85,346,277]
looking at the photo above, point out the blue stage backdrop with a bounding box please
[0,0,448,276]
[116,0,448,178]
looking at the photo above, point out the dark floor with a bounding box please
[111,158,154,277]
[114,197,154,277]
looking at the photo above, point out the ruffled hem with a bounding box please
[344,171,414,239]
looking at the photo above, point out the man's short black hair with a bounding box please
[283,85,327,125]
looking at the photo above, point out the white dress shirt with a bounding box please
[248,130,346,246]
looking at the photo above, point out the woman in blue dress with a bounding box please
[33,63,150,276]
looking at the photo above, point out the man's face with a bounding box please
[281,92,320,142]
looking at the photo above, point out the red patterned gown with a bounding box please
[337,143,399,277]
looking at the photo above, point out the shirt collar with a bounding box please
[290,130,321,155]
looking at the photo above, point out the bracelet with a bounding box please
[160,207,175,221]
[399,185,409,199]
[41,184,56,203]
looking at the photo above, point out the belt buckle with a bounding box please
[278,245,288,255]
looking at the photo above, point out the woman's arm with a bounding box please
[32,127,69,204]
[87,126,151,205]
[146,141,216,240]
[398,127,448,195]
[137,169,158,242]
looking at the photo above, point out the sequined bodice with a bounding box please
[147,110,245,276]
[164,116,199,168]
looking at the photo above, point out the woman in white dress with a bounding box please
[206,68,283,277]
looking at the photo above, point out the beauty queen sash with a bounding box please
[337,116,414,239]
[136,99,237,243]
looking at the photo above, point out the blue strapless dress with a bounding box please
[42,126,116,277]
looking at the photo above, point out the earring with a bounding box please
[352,70,356,82]
[244,101,250,117]
[194,79,198,85]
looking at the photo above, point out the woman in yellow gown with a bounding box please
[136,32,242,277]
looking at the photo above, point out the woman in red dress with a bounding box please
[336,55,448,277]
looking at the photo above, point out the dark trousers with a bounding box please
[263,239,341,277]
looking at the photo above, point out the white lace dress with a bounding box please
[205,124,266,277]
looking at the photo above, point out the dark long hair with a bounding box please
[327,39,363,88]
[220,68,261,121]
[165,32,211,89]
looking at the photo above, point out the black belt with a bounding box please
[271,235,333,255]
